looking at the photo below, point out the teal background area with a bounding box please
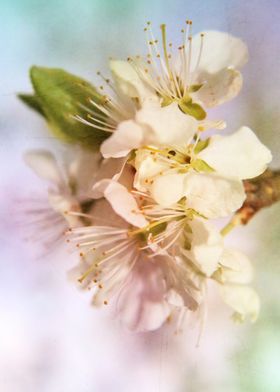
[1,1,280,391]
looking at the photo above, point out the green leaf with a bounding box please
[26,66,109,149]
[18,93,46,117]
[179,99,206,120]
[194,138,210,154]
[191,159,215,173]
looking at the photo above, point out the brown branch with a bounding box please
[237,169,280,225]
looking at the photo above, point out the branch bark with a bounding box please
[238,169,280,225]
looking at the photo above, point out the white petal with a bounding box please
[183,172,246,218]
[162,257,200,310]
[48,193,80,227]
[92,258,132,307]
[192,31,248,74]
[118,261,171,332]
[219,284,260,322]
[199,126,272,179]
[136,102,197,146]
[91,157,127,197]
[219,248,254,284]
[193,68,243,108]
[134,149,166,191]
[92,180,147,228]
[100,120,143,158]
[152,173,186,206]
[24,150,64,185]
[184,218,224,276]
[120,299,171,332]
[66,148,101,198]
[198,119,226,131]
[165,289,184,307]
[110,60,153,101]
[89,198,128,228]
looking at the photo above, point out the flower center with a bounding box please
[128,21,207,119]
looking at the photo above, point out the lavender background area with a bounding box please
[1,1,280,391]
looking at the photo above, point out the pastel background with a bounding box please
[1,0,280,391]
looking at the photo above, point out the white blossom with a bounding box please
[21,20,272,332]
[23,148,100,244]
[134,126,271,218]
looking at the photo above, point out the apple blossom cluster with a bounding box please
[23,22,272,332]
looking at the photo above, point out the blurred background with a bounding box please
[1,0,280,391]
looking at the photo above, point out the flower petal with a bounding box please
[110,60,153,101]
[92,180,147,228]
[184,218,224,276]
[24,150,64,185]
[66,148,101,198]
[100,120,143,158]
[218,248,254,284]
[183,172,246,218]
[118,260,171,332]
[92,157,127,196]
[134,149,166,191]
[219,284,260,322]
[48,192,80,227]
[136,102,197,146]
[199,126,272,179]
[152,173,186,206]
[193,68,243,108]
[192,31,248,74]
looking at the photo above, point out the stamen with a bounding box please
[160,24,172,78]
[193,33,205,75]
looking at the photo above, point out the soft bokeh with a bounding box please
[1,1,280,391]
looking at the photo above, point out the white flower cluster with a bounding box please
[25,22,272,332]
